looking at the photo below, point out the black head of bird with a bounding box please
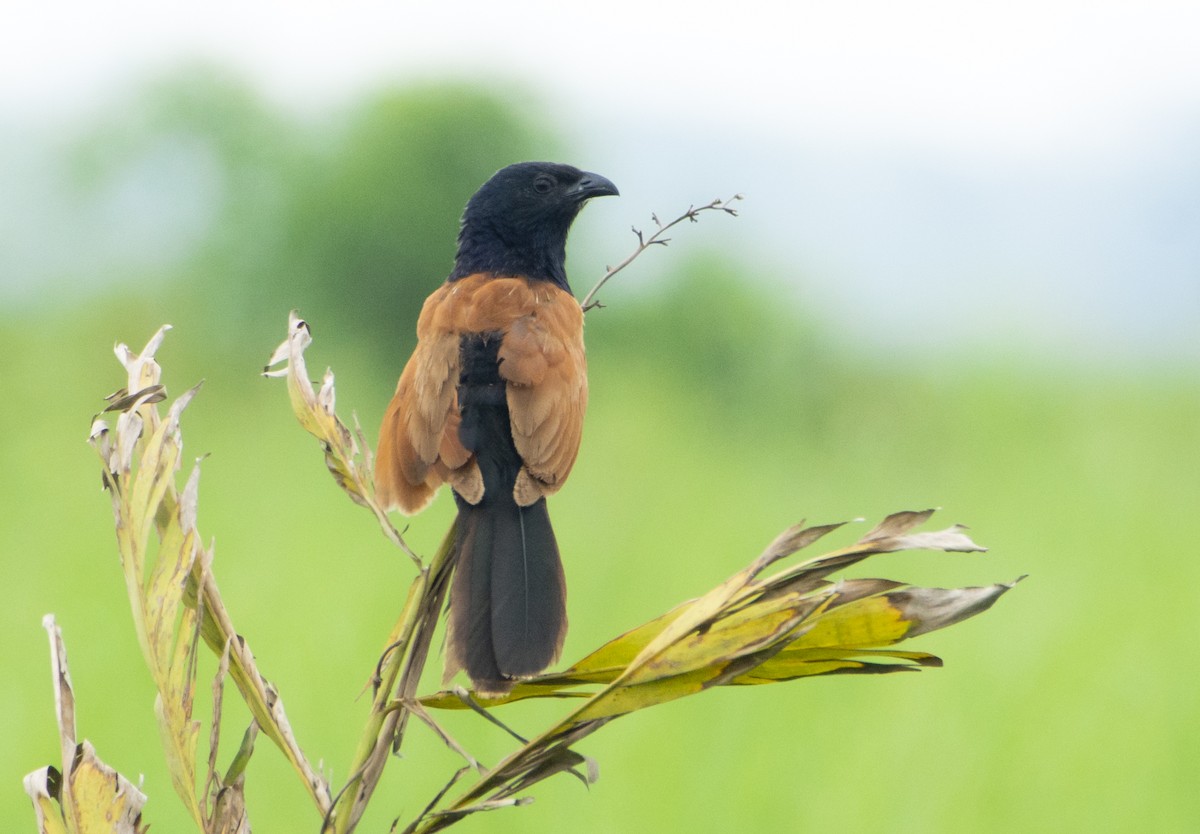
[451,161,619,292]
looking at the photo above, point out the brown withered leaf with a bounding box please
[887,578,1025,638]
[859,509,938,542]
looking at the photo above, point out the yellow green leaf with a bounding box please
[792,593,914,649]
[566,604,686,676]
[730,647,942,684]
[572,666,730,721]
[64,742,148,834]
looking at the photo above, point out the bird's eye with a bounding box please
[533,175,555,194]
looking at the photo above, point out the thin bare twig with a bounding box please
[402,699,485,773]
[325,525,457,834]
[394,768,471,834]
[451,687,528,744]
[579,194,742,312]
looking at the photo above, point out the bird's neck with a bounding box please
[450,221,572,292]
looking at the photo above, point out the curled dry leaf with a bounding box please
[24,767,67,834]
[26,617,149,834]
[887,578,1025,639]
[265,312,421,566]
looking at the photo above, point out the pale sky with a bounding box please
[4,1,1199,362]
[7,1,1198,157]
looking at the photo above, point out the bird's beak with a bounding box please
[570,171,619,200]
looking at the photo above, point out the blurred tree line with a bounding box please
[64,65,560,367]
[53,64,831,421]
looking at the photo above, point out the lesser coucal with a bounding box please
[375,162,618,694]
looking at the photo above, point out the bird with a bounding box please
[374,162,618,695]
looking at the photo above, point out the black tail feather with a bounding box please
[447,498,503,688]
[448,496,567,694]
[490,498,566,676]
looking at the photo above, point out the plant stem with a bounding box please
[328,523,457,833]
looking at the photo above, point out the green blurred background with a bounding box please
[4,15,1199,833]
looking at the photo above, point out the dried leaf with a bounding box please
[30,618,149,833]
[318,367,338,416]
[64,742,149,834]
[92,327,333,819]
[859,509,937,542]
[24,767,68,834]
[103,384,167,413]
[886,525,988,554]
[887,578,1024,638]
[155,692,202,825]
[264,312,419,566]
[210,775,251,834]
[206,642,230,815]
[730,647,943,684]
[762,520,848,564]
[43,615,77,769]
